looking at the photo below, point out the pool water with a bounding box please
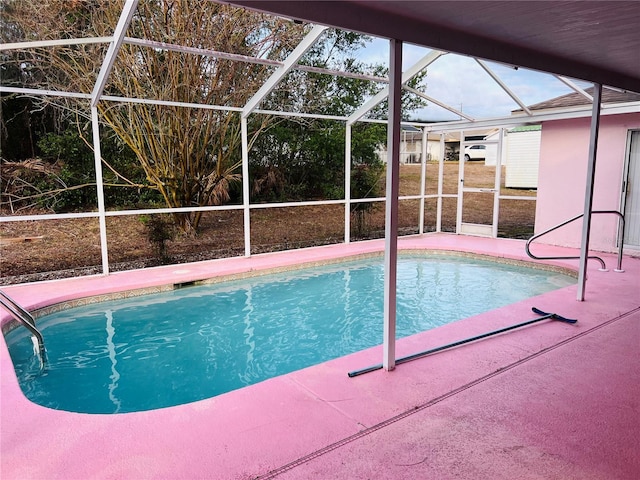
[5,255,574,414]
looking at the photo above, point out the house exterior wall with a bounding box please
[535,112,640,252]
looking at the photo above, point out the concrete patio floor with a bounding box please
[1,234,639,479]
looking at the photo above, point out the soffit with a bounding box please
[223,0,640,92]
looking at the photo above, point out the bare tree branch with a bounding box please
[3,0,306,233]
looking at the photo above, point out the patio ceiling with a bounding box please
[224,0,640,93]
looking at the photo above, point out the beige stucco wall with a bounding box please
[535,112,640,252]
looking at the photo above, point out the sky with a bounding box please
[352,37,589,122]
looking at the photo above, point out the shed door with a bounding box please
[622,130,640,248]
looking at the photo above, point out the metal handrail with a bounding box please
[0,290,46,363]
[526,210,625,272]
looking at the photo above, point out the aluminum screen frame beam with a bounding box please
[403,85,475,122]
[475,59,532,116]
[344,124,352,244]
[239,24,327,255]
[418,127,428,234]
[0,37,113,51]
[90,106,110,275]
[122,36,282,66]
[122,36,387,83]
[347,50,445,125]
[241,117,251,257]
[555,75,593,102]
[242,24,328,117]
[91,0,138,107]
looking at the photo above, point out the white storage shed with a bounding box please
[505,125,542,189]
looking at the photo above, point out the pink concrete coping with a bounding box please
[2,234,638,479]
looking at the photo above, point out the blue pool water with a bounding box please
[5,255,574,414]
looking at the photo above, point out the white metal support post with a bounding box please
[241,117,251,257]
[344,124,352,243]
[456,130,465,233]
[492,128,505,238]
[577,84,603,301]
[419,127,428,234]
[238,25,327,256]
[87,0,137,274]
[437,135,445,232]
[91,106,110,275]
[383,38,403,372]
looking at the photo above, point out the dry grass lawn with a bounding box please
[0,162,536,284]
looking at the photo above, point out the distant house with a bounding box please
[530,87,640,253]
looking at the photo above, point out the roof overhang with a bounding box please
[223,1,640,93]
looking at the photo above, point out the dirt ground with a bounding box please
[0,162,536,285]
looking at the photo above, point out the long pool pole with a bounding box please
[348,309,576,378]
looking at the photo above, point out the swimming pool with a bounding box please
[4,254,575,414]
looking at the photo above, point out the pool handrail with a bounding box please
[526,210,625,272]
[0,290,46,364]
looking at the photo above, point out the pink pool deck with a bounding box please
[1,234,639,480]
